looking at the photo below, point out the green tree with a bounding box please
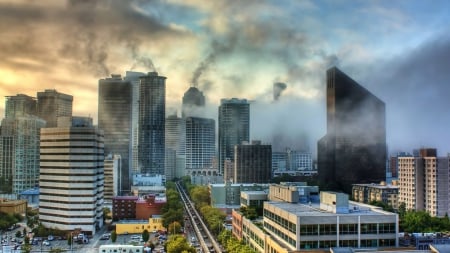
[168,221,182,235]
[142,229,150,242]
[166,235,195,253]
[103,207,111,221]
[190,186,210,208]
[162,209,184,229]
[15,230,21,238]
[111,231,117,243]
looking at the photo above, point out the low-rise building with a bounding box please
[233,191,399,253]
[352,181,399,209]
[0,198,27,215]
[136,194,166,219]
[115,216,164,235]
[113,196,138,221]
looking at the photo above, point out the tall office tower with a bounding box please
[36,89,73,127]
[218,98,250,175]
[4,94,37,118]
[104,154,121,205]
[317,67,386,193]
[138,72,166,175]
[185,117,215,171]
[124,71,145,174]
[98,74,132,195]
[398,148,450,217]
[233,140,272,183]
[182,86,205,118]
[165,148,176,181]
[165,114,185,156]
[39,116,104,234]
[0,94,44,194]
[165,114,185,179]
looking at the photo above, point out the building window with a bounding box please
[361,223,377,234]
[339,224,357,234]
[300,224,318,236]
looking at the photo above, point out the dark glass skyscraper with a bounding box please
[98,74,132,194]
[138,72,166,175]
[318,67,386,193]
[218,98,250,175]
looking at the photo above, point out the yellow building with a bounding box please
[115,215,164,235]
[0,199,27,215]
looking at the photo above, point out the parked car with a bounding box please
[42,240,50,246]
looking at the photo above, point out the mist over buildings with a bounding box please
[1,1,450,155]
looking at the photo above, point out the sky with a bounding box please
[1,0,450,155]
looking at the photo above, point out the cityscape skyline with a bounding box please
[1,0,450,154]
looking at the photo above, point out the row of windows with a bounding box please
[264,222,296,248]
[300,239,395,249]
[243,225,264,248]
[264,209,296,233]
[300,223,395,235]
[39,205,95,212]
[39,218,95,226]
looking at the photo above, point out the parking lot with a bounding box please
[1,225,168,252]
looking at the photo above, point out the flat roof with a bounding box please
[266,200,393,217]
[353,183,399,189]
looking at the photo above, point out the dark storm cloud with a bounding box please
[0,0,190,76]
[363,32,450,154]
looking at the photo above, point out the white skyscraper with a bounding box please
[39,117,104,234]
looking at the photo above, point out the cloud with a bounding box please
[361,31,450,155]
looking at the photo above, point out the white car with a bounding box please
[42,240,50,246]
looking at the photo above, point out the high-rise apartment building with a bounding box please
[39,117,104,234]
[0,117,45,194]
[4,94,37,118]
[0,94,45,194]
[234,141,272,184]
[218,98,250,175]
[182,86,205,118]
[138,72,166,175]
[317,67,386,193]
[98,74,132,195]
[398,148,450,217]
[185,117,215,171]
[36,89,73,127]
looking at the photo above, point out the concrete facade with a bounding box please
[39,118,104,234]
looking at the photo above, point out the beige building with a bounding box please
[352,181,399,209]
[39,117,104,234]
[0,198,27,215]
[398,148,449,217]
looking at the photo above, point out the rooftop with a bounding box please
[266,200,393,217]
